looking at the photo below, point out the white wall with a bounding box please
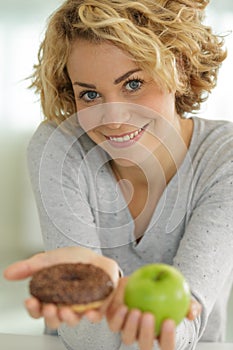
[200,3,233,121]
[0,1,63,258]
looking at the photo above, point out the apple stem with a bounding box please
[154,271,166,281]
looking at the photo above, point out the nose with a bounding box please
[101,102,130,129]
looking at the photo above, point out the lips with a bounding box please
[107,127,143,143]
[105,124,149,148]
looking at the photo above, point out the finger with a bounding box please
[187,300,202,320]
[42,304,62,330]
[107,278,129,316]
[107,305,128,332]
[121,309,141,346]
[84,292,115,324]
[85,309,103,323]
[159,320,176,350]
[4,260,38,280]
[98,291,115,316]
[4,261,28,280]
[59,307,82,327]
[4,248,86,281]
[138,313,155,350]
[4,253,46,280]
[25,297,42,319]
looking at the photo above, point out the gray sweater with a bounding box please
[27,116,233,350]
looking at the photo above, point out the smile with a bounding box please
[108,128,143,143]
[105,124,149,148]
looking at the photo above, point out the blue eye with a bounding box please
[125,79,143,91]
[79,90,100,102]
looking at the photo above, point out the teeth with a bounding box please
[129,133,135,139]
[109,128,142,143]
[123,135,130,141]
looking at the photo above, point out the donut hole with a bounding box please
[62,272,86,282]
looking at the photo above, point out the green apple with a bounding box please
[124,263,191,336]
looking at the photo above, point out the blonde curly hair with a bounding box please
[30,0,227,123]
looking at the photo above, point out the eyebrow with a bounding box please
[72,68,142,89]
[114,68,141,85]
[73,82,96,89]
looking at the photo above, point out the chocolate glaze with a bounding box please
[29,263,114,305]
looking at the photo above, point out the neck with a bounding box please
[111,160,149,186]
[110,117,193,188]
[110,154,167,194]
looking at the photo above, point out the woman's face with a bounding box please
[67,39,181,166]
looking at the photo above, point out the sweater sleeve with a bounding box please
[118,127,233,350]
[27,121,124,349]
[27,121,102,251]
[172,137,233,349]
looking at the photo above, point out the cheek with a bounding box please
[86,129,107,149]
[86,130,99,144]
[77,104,105,133]
[141,92,175,119]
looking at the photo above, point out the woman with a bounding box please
[4,0,233,349]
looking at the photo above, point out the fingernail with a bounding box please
[119,305,128,316]
[163,320,175,332]
[193,309,198,318]
[191,304,199,317]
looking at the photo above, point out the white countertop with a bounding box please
[0,334,65,350]
[1,334,233,350]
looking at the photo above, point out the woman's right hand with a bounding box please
[4,246,119,329]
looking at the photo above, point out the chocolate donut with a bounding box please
[29,263,114,311]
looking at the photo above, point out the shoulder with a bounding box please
[189,117,233,200]
[27,120,97,164]
[26,119,108,181]
[28,119,96,154]
[192,117,233,145]
[191,117,233,165]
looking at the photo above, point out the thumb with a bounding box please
[187,299,202,320]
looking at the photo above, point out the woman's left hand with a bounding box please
[106,277,202,350]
